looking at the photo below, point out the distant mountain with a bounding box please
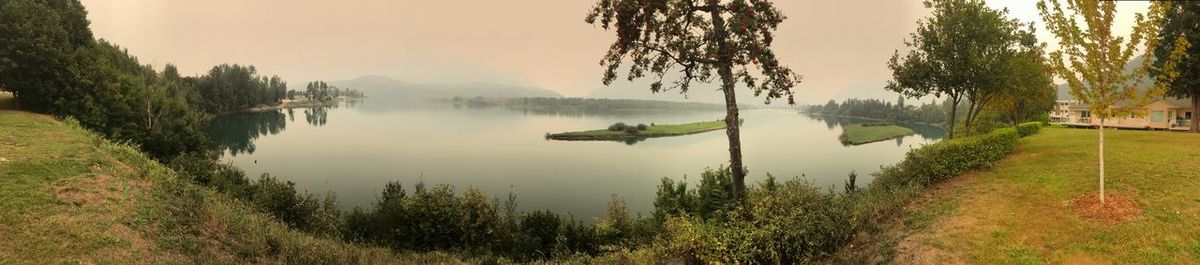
[1055,55,1153,101]
[328,75,562,99]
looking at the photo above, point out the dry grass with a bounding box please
[878,127,1200,264]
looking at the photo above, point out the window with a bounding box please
[1187,112,1193,120]
[1081,111,1091,118]
[1151,111,1165,122]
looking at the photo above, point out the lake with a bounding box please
[209,99,945,220]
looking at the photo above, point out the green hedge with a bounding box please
[1017,121,1042,137]
[872,128,1020,188]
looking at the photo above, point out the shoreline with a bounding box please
[216,97,362,116]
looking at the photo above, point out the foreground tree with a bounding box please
[887,0,1040,139]
[585,0,803,202]
[1038,0,1188,203]
[1153,1,1200,132]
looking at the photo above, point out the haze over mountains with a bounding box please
[327,75,563,99]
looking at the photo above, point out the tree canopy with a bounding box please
[586,0,803,203]
[888,0,1043,138]
[1153,1,1200,132]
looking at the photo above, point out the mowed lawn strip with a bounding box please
[890,127,1200,264]
[840,124,916,145]
[547,120,726,141]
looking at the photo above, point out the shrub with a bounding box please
[608,122,628,131]
[654,125,1036,263]
[515,210,561,260]
[636,123,648,130]
[624,126,640,135]
[873,128,1019,188]
[1017,121,1042,137]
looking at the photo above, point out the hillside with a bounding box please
[844,127,1200,263]
[329,75,562,99]
[0,94,445,264]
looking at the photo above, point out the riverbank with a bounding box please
[546,120,726,141]
[803,112,945,128]
[839,123,916,145]
[218,96,361,116]
[0,107,422,263]
[838,127,1200,263]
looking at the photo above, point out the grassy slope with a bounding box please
[547,120,726,140]
[0,96,442,264]
[863,127,1200,264]
[839,124,915,145]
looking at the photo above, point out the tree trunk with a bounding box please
[710,6,747,205]
[1192,97,1199,132]
[946,98,959,139]
[1099,118,1106,204]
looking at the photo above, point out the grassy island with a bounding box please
[547,120,726,141]
[839,123,915,145]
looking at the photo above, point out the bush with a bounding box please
[873,128,1019,188]
[608,122,628,131]
[1017,121,1042,137]
[654,126,1035,263]
[636,123,648,130]
[624,126,640,135]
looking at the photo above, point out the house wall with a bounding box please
[1066,101,1183,129]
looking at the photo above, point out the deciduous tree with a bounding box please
[585,0,803,203]
[888,0,1039,139]
[1037,0,1188,203]
[1153,1,1200,132]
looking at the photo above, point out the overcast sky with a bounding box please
[80,0,1149,104]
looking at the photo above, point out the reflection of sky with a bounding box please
[216,100,943,220]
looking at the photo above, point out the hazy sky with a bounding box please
[80,0,1148,104]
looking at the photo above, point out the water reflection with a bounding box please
[804,114,948,142]
[209,100,948,219]
[305,107,329,126]
[208,110,289,156]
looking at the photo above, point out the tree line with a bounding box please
[0,0,359,160]
[292,80,364,103]
[805,97,950,125]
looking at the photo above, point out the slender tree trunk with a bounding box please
[946,98,960,139]
[1192,97,1199,132]
[710,7,747,205]
[1099,118,1106,204]
[719,68,745,205]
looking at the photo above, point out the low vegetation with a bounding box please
[0,110,406,264]
[547,120,727,141]
[839,123,916,145]
[639,124,1034,263]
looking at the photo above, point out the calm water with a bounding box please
[209,99,945,219]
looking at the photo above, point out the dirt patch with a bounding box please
[1072,192,1142,224]
[894,236,968,265]
[55,174,116,206]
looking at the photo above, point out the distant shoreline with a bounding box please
[217,96,361,116]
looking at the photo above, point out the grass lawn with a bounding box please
[879,127,1200,264]
[839,124,916,145]
[0,106,410,263]
[547,120,726,141]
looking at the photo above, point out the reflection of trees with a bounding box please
[305,107,329,126]
[806,114,949,141]
[208,110,288,156]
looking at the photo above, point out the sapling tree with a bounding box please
[1037,0,1188,203]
